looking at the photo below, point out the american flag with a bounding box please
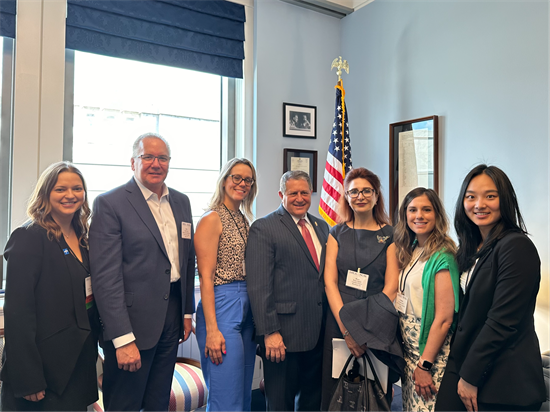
[319,80,353,226]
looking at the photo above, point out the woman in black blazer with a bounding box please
[1,161,100,411]
[435,165,545,412]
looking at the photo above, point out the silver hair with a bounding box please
[280,170,312,193]
[132,133,171,157]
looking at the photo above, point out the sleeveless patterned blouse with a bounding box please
[212,204,249,286]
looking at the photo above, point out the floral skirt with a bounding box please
[399,312,452,412]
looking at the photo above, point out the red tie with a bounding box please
[298,219,319,270]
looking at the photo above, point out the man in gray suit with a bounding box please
[246,170,329,411]
[90,133,195,411]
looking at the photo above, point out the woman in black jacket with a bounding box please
[2,161,100,411]
[435,164,545,412]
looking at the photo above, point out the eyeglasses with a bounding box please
[346,188,376,198]
[229,174,255,186]
[137,154,171,164]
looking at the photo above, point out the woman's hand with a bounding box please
[458,378,478,412]
[23,391,45,402]
[205,329,226,365]
[344,334,365,358]
[412,366,437,401]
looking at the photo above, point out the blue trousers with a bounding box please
[196,281,256,412]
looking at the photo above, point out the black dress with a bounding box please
[321,223,393,410]
[1,227,99,411]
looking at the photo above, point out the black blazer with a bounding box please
[246,205,329,352]
[2,223,96,398]
[447,231,545,405]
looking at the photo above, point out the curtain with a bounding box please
[0,0,16,39]
[66,0,246,78]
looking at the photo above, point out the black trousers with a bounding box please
[260,332,323,412]
[102,281,182,411]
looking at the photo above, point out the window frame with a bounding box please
[0,37,15,287]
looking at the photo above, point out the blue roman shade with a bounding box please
[66,0,246,78]
[0,0,16,38]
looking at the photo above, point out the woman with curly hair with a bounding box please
[1,161,100,411]
[394,187,460,411]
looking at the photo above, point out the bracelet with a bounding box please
[343,330,350,338]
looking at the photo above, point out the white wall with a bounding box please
[254,0,341,218]
[340,0,549,349]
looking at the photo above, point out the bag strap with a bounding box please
[337,354,355,381]
[362,351,384,390]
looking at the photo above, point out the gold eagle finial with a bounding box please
[331,56,349,81]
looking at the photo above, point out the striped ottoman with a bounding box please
[93,359,208,412]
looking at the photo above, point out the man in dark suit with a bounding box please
[246,170,329,411]
[89,133,195,411]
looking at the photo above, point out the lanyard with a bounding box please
[222,203,248,246]
[399,248,424,294]
[352,219,384,272]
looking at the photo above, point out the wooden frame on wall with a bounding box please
[283,103,317,139]
[389,115,439,224]
[283,148,318,192]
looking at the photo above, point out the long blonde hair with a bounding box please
[394,187,456,268]
[208,158,258,222]
[27,161,91,247]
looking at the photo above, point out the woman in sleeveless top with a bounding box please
[321,167,400,410]
[393,188,459,411]
[194,158,258,411]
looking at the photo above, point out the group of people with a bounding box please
[1,131,545,412]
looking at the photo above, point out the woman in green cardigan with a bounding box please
[393,187,460,411]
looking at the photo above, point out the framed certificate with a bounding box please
[283,148,318,192]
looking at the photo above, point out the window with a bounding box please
[66,51,226,225]
[0,37,14,287]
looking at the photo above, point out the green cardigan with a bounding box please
[418,250,460,355]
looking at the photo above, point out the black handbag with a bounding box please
[328,352,391,411]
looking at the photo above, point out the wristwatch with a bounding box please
[418,358,433,371]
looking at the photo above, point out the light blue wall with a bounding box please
[254,0,341,218]
[340,0,549,348]
[254,0,549,348]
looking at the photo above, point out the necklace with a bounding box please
[221,203,248,245]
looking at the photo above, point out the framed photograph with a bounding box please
[283,148,318,192]
[283,103,317,139]
[389,115,439,224]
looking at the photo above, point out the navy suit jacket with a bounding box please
[89,178,195,350]
[246,205,329,352]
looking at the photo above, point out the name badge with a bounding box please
[345,270,369,291]
[181,222,192,239]
[85,276,93,297]
[395,293,408,314]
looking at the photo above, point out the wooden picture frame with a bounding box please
[389,115,439,224]
[283,148,318,192]
[283,103,317,139]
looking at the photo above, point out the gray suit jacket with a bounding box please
[89,178,195,350]
[246,205,329,352]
